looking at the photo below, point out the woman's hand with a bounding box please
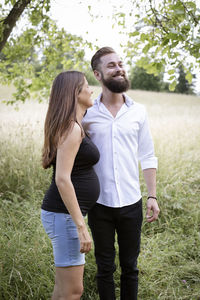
[77,225,92,253]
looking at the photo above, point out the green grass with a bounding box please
[0,86,200,299]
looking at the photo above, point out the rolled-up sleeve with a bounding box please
[138,108,158,170]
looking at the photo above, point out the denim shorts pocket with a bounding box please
[65,215,79,240]
[41,210,55,239]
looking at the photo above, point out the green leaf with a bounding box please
[129,31,140,37]
[154,46,162,56]
[169,75,176,81]
[146,63,158,74]
[174,9,185,15]
[169,80,177,91]
[168,69,175,75]
[171,41,179,47]
[186,2,196,10]
[142,44,151,54]
[140,33,148,42]
[162,38,169,46]
[168,33,178,40]
[162,46,170,56]
[185,71,193,84]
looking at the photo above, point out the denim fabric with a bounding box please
[41,209,85,267]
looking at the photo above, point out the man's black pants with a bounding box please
[88,199,143,300]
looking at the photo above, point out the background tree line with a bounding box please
[129,65,195,94]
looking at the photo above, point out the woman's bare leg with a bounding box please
[52,265,84,300]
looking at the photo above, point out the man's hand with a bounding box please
[146,198,160,223]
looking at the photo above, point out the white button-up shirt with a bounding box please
[82,93,158,208]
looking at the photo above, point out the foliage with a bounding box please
[0,0,93,103]
[113,0,200,91]
[130,66,169,91]
[0,0,51,51]
[1,87,200,299]
[175,64,195,94]
[1,0,199,103]
[84,68,100,86]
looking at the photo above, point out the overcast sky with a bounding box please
[50,0,130,57]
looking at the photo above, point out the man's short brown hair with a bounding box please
[91,47,116,71]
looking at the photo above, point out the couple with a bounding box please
[41,47,160,300]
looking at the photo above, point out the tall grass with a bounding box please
[0,86,200,299]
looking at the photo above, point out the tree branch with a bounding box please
[0,0,32,53]
[182,2,199,26]
[149,0,169,34]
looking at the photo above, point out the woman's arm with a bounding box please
[55,122,92,253]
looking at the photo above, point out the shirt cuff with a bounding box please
[140,157,158,170]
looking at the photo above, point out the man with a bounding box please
[82,47,160,300]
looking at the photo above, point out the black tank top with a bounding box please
[41,135,100,216]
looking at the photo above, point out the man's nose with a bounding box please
[115,64,123,72]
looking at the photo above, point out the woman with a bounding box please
[41,71,100,300]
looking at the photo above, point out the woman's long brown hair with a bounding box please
[42,71,85,169]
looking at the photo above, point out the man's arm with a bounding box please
[143,168,160,223]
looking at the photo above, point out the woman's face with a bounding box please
[77,77,93,108]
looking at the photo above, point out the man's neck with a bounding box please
[101,87,125,107]
[101,87,125,117]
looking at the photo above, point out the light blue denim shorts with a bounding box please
[41,209,85,267]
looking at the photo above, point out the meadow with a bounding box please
[0,85,200,300]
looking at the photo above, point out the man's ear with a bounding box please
[94,70,101,81]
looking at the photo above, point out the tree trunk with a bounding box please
[0,0,32,52]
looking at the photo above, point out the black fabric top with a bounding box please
[41,135,100,216]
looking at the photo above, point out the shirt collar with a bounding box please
[94,93,134,108]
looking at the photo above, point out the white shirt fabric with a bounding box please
[82,93,158,208]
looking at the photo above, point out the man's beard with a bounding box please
[101,72,130,93]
